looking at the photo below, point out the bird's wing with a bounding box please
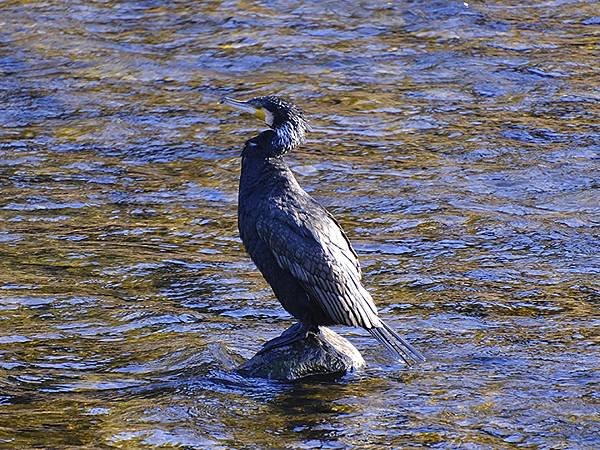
[322,208,362,277]
[256,199,381,328]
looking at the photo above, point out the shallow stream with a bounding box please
[0,1,598,448]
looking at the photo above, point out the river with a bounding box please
[0,1,598,448]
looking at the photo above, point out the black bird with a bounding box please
[222,95,425,365]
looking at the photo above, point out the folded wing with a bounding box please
[256,198,382,329]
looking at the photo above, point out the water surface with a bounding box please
[1,1,599,448]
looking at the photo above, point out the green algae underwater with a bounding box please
[0,1,598,448]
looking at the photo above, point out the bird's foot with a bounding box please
[257,322,317,354]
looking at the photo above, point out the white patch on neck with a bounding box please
[264,109,274,127]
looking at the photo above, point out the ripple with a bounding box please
[0,0,598,448]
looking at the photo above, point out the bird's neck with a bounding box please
[240,150,289,184]
[270,122,306,155]
[239,151,292,206]
[242,124,306,159]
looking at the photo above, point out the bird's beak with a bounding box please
[221,97,258,114]
[221,96,271,124]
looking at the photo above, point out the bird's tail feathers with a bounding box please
[368,321,426,365]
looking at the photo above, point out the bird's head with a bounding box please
[221,95,310,156]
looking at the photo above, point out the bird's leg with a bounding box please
[257,322,316,354]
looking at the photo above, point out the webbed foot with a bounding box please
[257,322,317,354]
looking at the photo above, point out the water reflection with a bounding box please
[1,0,599,448]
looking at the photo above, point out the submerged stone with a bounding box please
[238,326,365,381]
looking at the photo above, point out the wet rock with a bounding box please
[238,326,365,381]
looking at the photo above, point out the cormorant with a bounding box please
[221,95,425,365]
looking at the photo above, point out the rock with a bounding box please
[238,325,365,381]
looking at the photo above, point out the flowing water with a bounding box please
[1,1,599,448]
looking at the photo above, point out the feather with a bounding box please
[369,322,426,365]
